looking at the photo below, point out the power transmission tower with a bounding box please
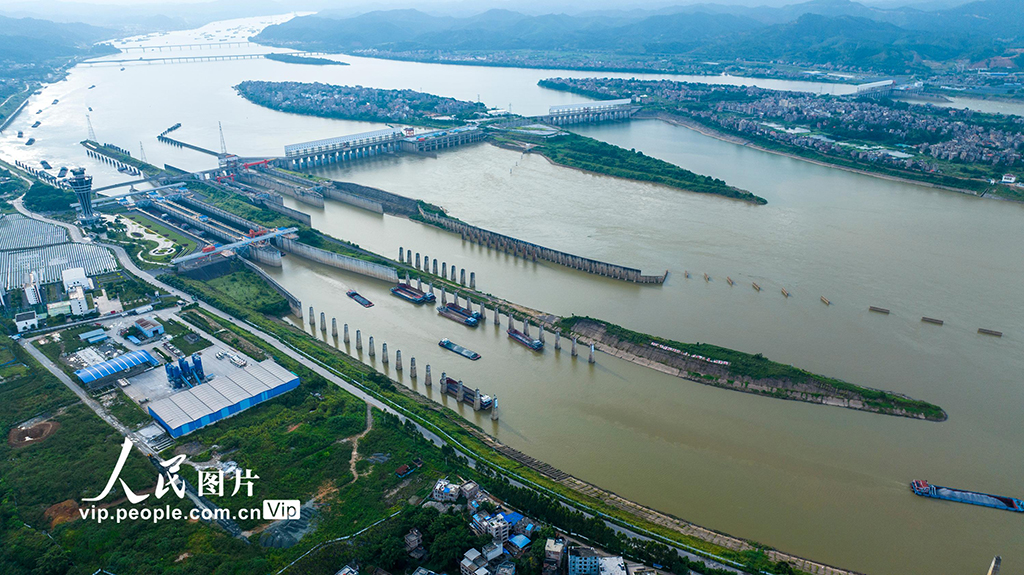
[139,141,147,163]
[86,115,96,142]
[218,121,227,155]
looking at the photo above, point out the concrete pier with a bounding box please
[429,282,434,296]
[442,262,447,279]
[406,248,412,265]
[320,312,326,332]
[368,336,375,357]
[410,357,417,378]
[470,271,476,289]
[381,343,388,364]
[451,266,456,282]
[441,288,447,305]
[395,350,402,371]
[494,306,500,325]
[491,396,498,421]
[554,331,561,350]
[355,329,362,350]
[432,259,438,275]
[344,323,350,343]
[399,247,404,262]
[416,276,422,291]
[425,365,431,386]
[539,325,545,344]
[572,337,578,357]
[308,306,314,325]
[474,390,481,410]
[415,252,420,269]
[460,269,466,286]
[331,317,337,336]
[589,344,596,364]
[523,319,530,337]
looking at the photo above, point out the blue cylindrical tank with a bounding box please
[178,357,192,378]
[165,363,175,382]
[191,354,205,381]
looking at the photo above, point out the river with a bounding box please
[2,14,1022,575]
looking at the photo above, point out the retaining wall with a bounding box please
[238,258,301,315]
[275,237,399,283]
[237,171,325,208]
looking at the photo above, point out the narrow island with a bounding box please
[538,77,1024,202]
[556,316,947,421]
[524,132,765,204]
[234,80,485,126]
[264,52,348,66]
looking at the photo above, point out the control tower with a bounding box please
[67,167,98,224]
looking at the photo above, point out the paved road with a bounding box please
[13,200,746,575]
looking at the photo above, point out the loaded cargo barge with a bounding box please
[391,282,435,304]
[346,290,374,308]
[508,327,543,351]
[911,480,1024,513]
[439,338,481,360]
[440,374,493,410]
[437,302,479,327]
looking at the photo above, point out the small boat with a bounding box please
[51,99,58,105]
[781,288,790,298]
[821,296,830,306]
[439,338,481,360]
[684,271,690,278]
[25,138,35,146]
[16,131,23,138]
[120,67,126,71]
[88,85,96,89]
[88,107,93,111]
[752,282,760,291]
[703,273,710,282]
[726,277,734,286]
[40,160,52,170]
[346,290,373,308]
[35,109,41,114]
[57,167,68,178]
[31,121,40,128]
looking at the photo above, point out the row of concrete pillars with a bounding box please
[307,305,499,419]
[399,247,476,290]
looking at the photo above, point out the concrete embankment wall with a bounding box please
[237,171,325,208]
[275,237,399,283]
[418,210,666,284]
[177,195,261,233]
[238,258,301,315]
[256,199,312,225]
[322,187,385,214]
[332,182,418,216]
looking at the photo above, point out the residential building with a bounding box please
[412,569,440,575]
[460,548,488,575]
[568,547,600,575]
[68,285,90,315]
[505,534,531,558]
[432,478,461,502]
[495,562,515,575]
[545,538,565,562]
[485,516,511,544]
[405,528,426,561]
[598,556,627,575]
[482,541,504,562]
[135,317,164,339]
[14,311,38,332]
[461,481,480,500]
[335,566,359,575]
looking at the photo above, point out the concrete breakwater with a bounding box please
[564,318,945,421]
[417,209,668,284]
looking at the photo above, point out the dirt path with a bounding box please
[346,405,374,485]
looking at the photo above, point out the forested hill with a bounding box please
[253,0,1023,74]
[0,16,117,67]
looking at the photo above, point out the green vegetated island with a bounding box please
[538,77,1024,202]
[557,316,947,421]
[234,80,485,127]
[525,132,766,204]
[265,52,348,66]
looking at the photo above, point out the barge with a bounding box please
[390,282,435,304]
[57,166,67,178]
[437,303,479,327]
[507,327,543,351]
[40,160,52,170]
[346,289,374,308]
[439,338,481,360]
[440,375,493,410]
[911,480,1023,513]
